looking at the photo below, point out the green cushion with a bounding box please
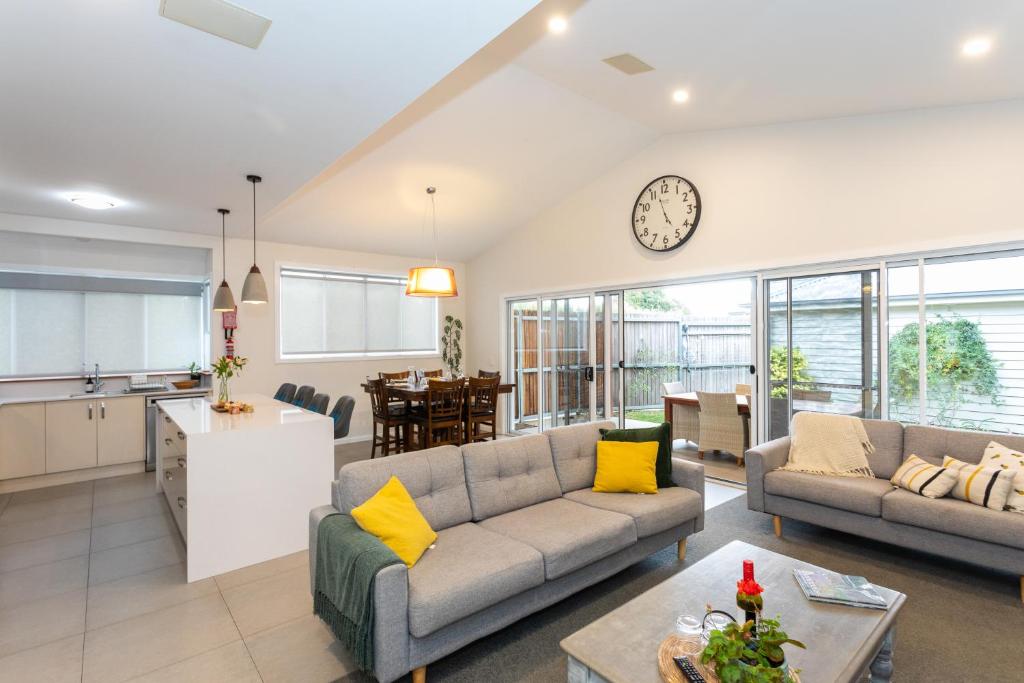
[599,422,674,488]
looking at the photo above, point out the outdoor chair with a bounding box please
[696,390,747,467]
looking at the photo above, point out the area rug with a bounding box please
[343,495,1023,682]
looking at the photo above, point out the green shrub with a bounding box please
[769,347,813,398]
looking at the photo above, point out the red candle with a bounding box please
[743,560,754,581]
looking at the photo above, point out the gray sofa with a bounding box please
[309,421,706,683]
[747,419,1024,599]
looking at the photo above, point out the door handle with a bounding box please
[100,402,106,419]
[583,366,595,382]
[749,365,756,375]
[88,404,93,420]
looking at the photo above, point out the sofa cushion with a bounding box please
[479,498,636,579]
[599,422,674,488]
[904,425,1024,467]
[882,489,1024,550]
[862,419,905,480]
[764,471,895,517]
[336,445,471,531]
[564,487,701,538]
[406,522,544,637]
[462,434,562,520]
[547,421,616,493]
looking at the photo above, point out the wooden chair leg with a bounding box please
[697,451,704,460]
[1019,576,1023,605]
[773,515,783,538]
[370,422,378,459]
[677,538,687,561]
[412,666,426,683]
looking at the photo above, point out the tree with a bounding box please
[889,316,1001,428]
[626,288,680,312]
[769,346,813,398]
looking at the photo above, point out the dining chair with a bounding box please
[306,393,330,415]
[329,396,355,439]
[662,381,685,395]
[464,376,499,443]
[379,371,408,382]
[478,369,501,380]
[273,383,297,404]
[368,379,408,458]
[422,369,444,378]
[696,391,747,467]
[735,383,752,397]
[292,385,315,409]
[410,378,465,448]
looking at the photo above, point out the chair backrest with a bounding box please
[735,383,752,397]
[273,383,297,403]
[422,369,444,378]
[307,393,330,415]
[466,376,499,413]
[366,379,389,419]
[330,396,356,438]
[662,381,685,395]
[379,370,407,382]
[426,378,465,421]
[696,391,742,419]
[478,369,501,380]
[292,385,315,408]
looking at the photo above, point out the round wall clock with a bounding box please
[631,175,701,252]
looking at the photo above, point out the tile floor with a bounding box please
[0,440,747,683]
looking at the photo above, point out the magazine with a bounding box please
[793,568,889,610]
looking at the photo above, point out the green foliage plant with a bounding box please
[701,616,805,683]
[768,347,813,398]
[626,288,680,312]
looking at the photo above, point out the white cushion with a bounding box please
[943,455,1015,511]
[980,441,1024,514]
[889,454,957,499]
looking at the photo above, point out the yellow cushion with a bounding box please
[593,440,659,494]
[350,476,437,567]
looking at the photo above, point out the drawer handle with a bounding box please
[164,438,172,446]
[177,431,185,440]
[164,470,173,481]
[177,457,186,468]
[88,404,93,420]
[164,415,171,423]
[177,496,186,509]
[100,402,106,419]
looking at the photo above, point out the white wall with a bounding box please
[464,99,1024,372]
[0,213,465,440]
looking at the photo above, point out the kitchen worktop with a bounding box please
[0,385,209,407]
[157,393,327,437]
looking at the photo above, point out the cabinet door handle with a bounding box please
[164,470,173,481]
[88,404,93,420]
[164,438,172,446]
[100,402,106,419]
[164,415,171,423]
[177,431,185,440]
[177,496,186,509]
[177,457,186,468]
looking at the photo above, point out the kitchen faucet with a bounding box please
[92,363,104,393]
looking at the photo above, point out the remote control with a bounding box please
[672,655,706,683]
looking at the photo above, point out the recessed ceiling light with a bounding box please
[548,16,568,34]
[68,193,119,210]
[962,36,993,57]
[672,89,690,104]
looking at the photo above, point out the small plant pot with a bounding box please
[189,372,201,381]
[735,657,790,680]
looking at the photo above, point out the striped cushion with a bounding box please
[980,441,1024,514]
[890,455,957,498]
[942,455,1016,511]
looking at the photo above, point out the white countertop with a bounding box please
[157,393,329,436]
[0,386,210,407]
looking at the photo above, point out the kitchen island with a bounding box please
[157,393,334,582]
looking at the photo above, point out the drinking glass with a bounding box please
[675,615,702,655]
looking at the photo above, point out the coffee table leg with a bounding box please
[868,628,894,682]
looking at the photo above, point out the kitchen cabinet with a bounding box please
[97,395,145,466]
[0,403,46,479]
[45,400,98,473]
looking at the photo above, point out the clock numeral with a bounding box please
[661,183,669,194]
[648,189,656,201]
[681,192,688,201]
[641,202,651,212]
[641,227,649,237]
[638,215,645,224]
[651,232,658,246]
[686,204,693,214]
[675,229,681,239]
[663,235,669,246]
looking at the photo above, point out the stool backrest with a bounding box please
[307,393,330,415]
[330,396,356,438]
[274,383,297,403]
[292,385,315,408]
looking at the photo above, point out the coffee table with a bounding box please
[561,540,905,683]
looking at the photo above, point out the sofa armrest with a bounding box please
[671,457,705,533]
[745,436,791,512]
[309,504,339,595]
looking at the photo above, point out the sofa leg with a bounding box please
[1020,576,1023,605]
[677,538,687,561]
[413,666,426,683]
[697,450,704,460]
[772,515,782,538]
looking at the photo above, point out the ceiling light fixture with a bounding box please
[69,193,118,210]
[962,36,993,57]
[212,208,236,312]
[406,187,458,298]
[548,15,568,34]
[241,174,268,304]
[672,89,690,104]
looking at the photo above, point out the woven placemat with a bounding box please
[657,634,800,683]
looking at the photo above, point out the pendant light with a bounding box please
[406,187,458,297]
[241,174,268,304]
[212,208,236,311]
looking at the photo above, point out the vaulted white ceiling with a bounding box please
[3,0,1023,262]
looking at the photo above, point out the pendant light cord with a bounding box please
[221,211,227,279]
[431,192,439,265]
[251,179,257,262]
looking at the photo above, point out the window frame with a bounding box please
[275,262,442,364]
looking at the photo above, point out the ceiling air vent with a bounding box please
[602,53,655,75]
[159,0,272,49]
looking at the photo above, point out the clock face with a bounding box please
[631,175,701,252]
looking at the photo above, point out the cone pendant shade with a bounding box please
[242,264,268,303]
[213,208,236,311]
[405,266,457,297]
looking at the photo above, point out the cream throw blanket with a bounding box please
[781,412,875,478]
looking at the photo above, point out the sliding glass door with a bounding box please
[764,270,880,439]
[540,296,592,428]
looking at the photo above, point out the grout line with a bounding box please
[81,481,95,683]
[0,529,92,576]
[217,590,265,683]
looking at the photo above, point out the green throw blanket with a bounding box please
[313,513,402,673]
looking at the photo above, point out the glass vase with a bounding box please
[218,377,230,404]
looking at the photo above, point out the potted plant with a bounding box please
[188,362,202,381]
[211,355,247,405]
[701,615,805,683]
